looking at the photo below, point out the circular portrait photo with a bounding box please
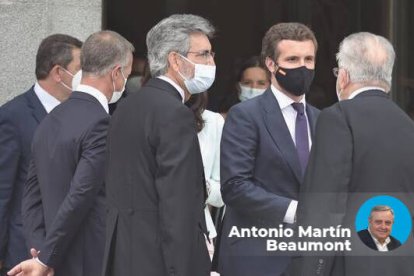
[355,195,411,251]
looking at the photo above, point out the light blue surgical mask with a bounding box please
[238,84,266,101]
[178,54,216,95]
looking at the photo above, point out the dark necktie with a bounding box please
[291,102,309,173]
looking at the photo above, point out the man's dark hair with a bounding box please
[261,22,318,64]
[35,34,82,80]
[186,92,208,133]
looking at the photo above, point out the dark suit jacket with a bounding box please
[217,88,319,276]
[357,229,401,251]
[102,78,210,276]
[296,90,414,276]
[22,92,108,276]
[0,87,46,269]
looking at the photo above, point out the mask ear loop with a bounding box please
[59,66,75,91]
[273,61,286,76]
[111,67,119,94]
[176,53,195,81]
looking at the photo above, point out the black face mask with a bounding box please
[274,65,315,96]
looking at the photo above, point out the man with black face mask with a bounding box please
[216,22,320,276]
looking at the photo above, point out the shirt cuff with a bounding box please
[34,257,48,268]
[283,200,298,224]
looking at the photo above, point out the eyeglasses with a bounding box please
[187,50,215,59]
[332,67,339,78]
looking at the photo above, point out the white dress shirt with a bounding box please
[368,228,391,251]
[348,86,386,99]
[158,75,185,103]
[270,85,312,147]
[76,84,109,114]
[198,110,225,239]
[34,82,61,113]
[270,85,312,224]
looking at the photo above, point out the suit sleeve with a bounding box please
[153,105,206,275]
[299,105,352,224]
[295,105,353,276]
[205,114,224,208]
[221,105,292,223]
[37,117,109,268]
[22,159,46,252]
[0,109,20,260]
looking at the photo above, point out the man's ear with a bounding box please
[111,65,122,78]
[265,57,276,74]
[167,52,181,72]
[338,69,349,91]
[50,65,63,82]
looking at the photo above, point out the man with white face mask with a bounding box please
[9,31,134,276]
[0,34,82,275]
[295,32,414,276]
[102,14,215,276]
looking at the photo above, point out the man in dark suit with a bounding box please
[295,32,414,276]
[8,31,134,276]
[357,206,401,251]
[216,23,320,276]
[0,34,82,275]
[102,14,215,276]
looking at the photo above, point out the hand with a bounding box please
[7,259,54,276]
[30,248,40,258]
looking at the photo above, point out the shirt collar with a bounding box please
[368,228,391,247]
[76,84,109,114]
[34,82,61,113]
[270,84,307,110]
[348,86,386,99]
[158,75,185,103]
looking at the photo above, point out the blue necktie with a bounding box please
[291,102,309,174]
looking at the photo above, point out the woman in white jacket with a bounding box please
[187,92,224,264]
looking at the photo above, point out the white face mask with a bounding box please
[60,67,76,91]
[239,84,266,101]
[110,68,127,104]
[72,70,82,91]
[178,54,216,95]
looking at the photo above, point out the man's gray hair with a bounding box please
[146,14,215,77]
[81,30,135,76]
[369,205,394,219]
[336,32,395,91]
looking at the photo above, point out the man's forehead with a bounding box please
[189,33,211,50]
[277,39,315,55]
[371,210,393,219]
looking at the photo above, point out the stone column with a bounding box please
[0,0,101,105]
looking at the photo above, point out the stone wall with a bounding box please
[0,0,101,105]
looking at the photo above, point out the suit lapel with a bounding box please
[260,89,302,184]
[25,87,47,123]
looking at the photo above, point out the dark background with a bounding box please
[103,0,414,115]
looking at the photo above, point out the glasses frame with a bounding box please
[187,50,215,59]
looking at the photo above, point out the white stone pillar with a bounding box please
[0,0,101,105]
